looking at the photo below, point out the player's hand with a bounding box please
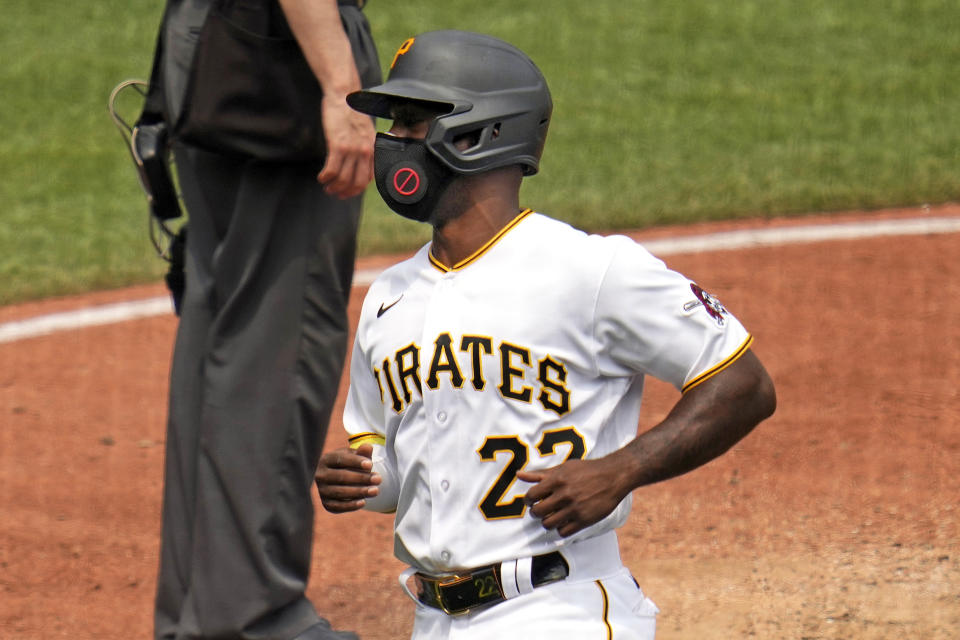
[315,444,381,513]
[316,95,376,199]
[518,458,630,538]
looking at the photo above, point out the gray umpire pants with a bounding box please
[154,146,360,640]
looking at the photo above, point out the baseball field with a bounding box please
[2,0,959,638]
[2,205,958,638]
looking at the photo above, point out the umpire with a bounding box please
[151,1,380,638]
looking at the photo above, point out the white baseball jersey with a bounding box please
[343,210,752,574]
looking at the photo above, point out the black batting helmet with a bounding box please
[347,30,552,176]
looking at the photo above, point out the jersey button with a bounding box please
[441,480,450,491]
[440,550,451,563]
[436,411,447,422]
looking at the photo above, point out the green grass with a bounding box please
[1,0,958,304]
[0,1,166,303]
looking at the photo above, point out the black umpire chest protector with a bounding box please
[142,0,377,163]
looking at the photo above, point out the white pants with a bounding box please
[408,533,658,639]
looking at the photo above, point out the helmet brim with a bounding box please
[347,80,472,119]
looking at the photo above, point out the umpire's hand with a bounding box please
[317,95,376,199]
[315,444,381,513]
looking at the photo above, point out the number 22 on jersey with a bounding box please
[476,426,586,519]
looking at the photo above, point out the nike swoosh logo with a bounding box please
[377,295,403,318]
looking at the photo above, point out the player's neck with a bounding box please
[429,172,522,268]
[430,199,521,268]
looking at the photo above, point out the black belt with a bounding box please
[413,552,569,615]
[338,0,364,8]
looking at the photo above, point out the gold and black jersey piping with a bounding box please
[348,432,386,448]
[428,209,533,273]
[682,335,753,393]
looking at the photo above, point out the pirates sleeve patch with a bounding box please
[683,283,728,326]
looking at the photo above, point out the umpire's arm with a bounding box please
[277,0,376,198]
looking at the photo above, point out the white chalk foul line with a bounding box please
[640,216,960,256]
[0,297,175,344]
[0,266,386,344]
[2,215,959,344]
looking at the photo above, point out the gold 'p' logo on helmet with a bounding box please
[391,37,415,70]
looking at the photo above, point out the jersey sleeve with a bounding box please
[343,334,386,443]
[592,236,752,391]
[342,323,400,513]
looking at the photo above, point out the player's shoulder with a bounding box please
[372,244,430,282]
[359,244,430,314]
[521,211,585,239]
[521,212,600,252]
[523,212,659,265]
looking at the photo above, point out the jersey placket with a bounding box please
[420,270,467,569]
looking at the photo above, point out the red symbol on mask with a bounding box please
[393,167,421,196]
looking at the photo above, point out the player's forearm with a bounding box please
[617,349,776,491]
[277,0,362,98]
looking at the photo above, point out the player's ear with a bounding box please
[452,129,481,151]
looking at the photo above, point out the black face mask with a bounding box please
[373,133,459,222]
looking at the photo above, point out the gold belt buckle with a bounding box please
[436,566,505,615]
[435,574,474,616]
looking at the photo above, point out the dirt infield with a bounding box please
[1,205,958,639]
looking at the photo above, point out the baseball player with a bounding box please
[316,30,777,639]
